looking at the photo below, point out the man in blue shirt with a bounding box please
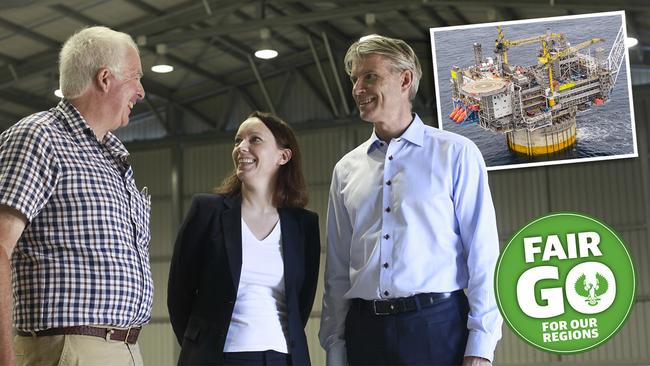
[319,34,502,366]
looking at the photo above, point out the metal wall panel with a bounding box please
[305,254,327,366]
[114,114,168,142]
[495,326,557,365]
[150,261,172,320]
[129,148,173,196]
[307,316,327,366]
[305,183,329,246]
[300,126,356,186]
[489,167,551,240]
[182,113,214,135]
[621,228,650,297]
[547,159,645,228]
[191,92,237,128]
[182,142,235,196]
[149,199,174,258]
[311,254,327,314]
[641,99,649,151]
[300,124,366,242]
[277,65,335,124]
[138,322,177,366]
[225,93,265,131]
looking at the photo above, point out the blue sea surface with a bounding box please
[431,14,635,168]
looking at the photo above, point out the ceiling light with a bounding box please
[254,28,278,60]
[54,89,63,98]
[151,44,174,73]
[151,64,173,73]
[625,37,639,49]
[254,49,278,60]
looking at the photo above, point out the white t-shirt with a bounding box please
[223,218,289,353]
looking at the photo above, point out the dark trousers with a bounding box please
[222,350,292,366]
[345,291,470,366]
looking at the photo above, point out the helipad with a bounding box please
[461,78,508,96]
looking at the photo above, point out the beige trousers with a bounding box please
[14,334,143,366]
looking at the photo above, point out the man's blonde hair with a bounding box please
[344,34,422,101]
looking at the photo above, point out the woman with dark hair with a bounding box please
[168,111,320,366]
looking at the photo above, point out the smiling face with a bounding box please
[232,117,291,188]
[350,54,412,128]
[105,46,145,129]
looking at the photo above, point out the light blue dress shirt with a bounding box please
[319,114,502,363]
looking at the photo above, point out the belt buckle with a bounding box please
[372,300,391,315]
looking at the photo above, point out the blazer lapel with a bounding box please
[221,195,242,289]
[280,208,302,294]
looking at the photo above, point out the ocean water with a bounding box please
[431,13,635,169]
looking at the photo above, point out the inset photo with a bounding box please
[430,11,637,170]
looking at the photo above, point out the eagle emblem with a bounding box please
[574,273,609,306]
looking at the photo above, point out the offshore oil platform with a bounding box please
[448,24,626,156]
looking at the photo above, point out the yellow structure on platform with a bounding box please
[507,119,577,156]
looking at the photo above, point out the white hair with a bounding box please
[59,26,139,99]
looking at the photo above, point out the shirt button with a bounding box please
[383,262,389,268]
[385,207,391,213]
[379,142,385,147]
[388,155,393,160]
[386,180,391,186]
[384,234,390,240]
[384,290,390,296]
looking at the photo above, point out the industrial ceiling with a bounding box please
[1,0,649,142]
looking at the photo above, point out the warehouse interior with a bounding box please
[1,0,650,365]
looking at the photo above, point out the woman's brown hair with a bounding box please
[214,111,308,208]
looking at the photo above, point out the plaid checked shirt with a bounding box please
[0,99,153,331]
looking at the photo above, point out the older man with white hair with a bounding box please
[0,26,150,366]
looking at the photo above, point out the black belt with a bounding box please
[16,326,141,344]
[353,290,461,315]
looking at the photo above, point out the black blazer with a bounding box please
[167,194,320,366]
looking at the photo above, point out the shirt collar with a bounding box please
[366,113,425,153]
[54,99,130,161]
[54,99,93,137]
[103,131,130,161]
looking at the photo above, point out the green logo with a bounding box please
[575,272,608,306]
[494,212,635,354]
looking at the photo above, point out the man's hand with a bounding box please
[463,356,492,366]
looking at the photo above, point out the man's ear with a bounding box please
[96,68,111,93]
[279,148,293,166]
[401,69,413,93]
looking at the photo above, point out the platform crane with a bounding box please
[538,37,605,105]
[495,25,565,65]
